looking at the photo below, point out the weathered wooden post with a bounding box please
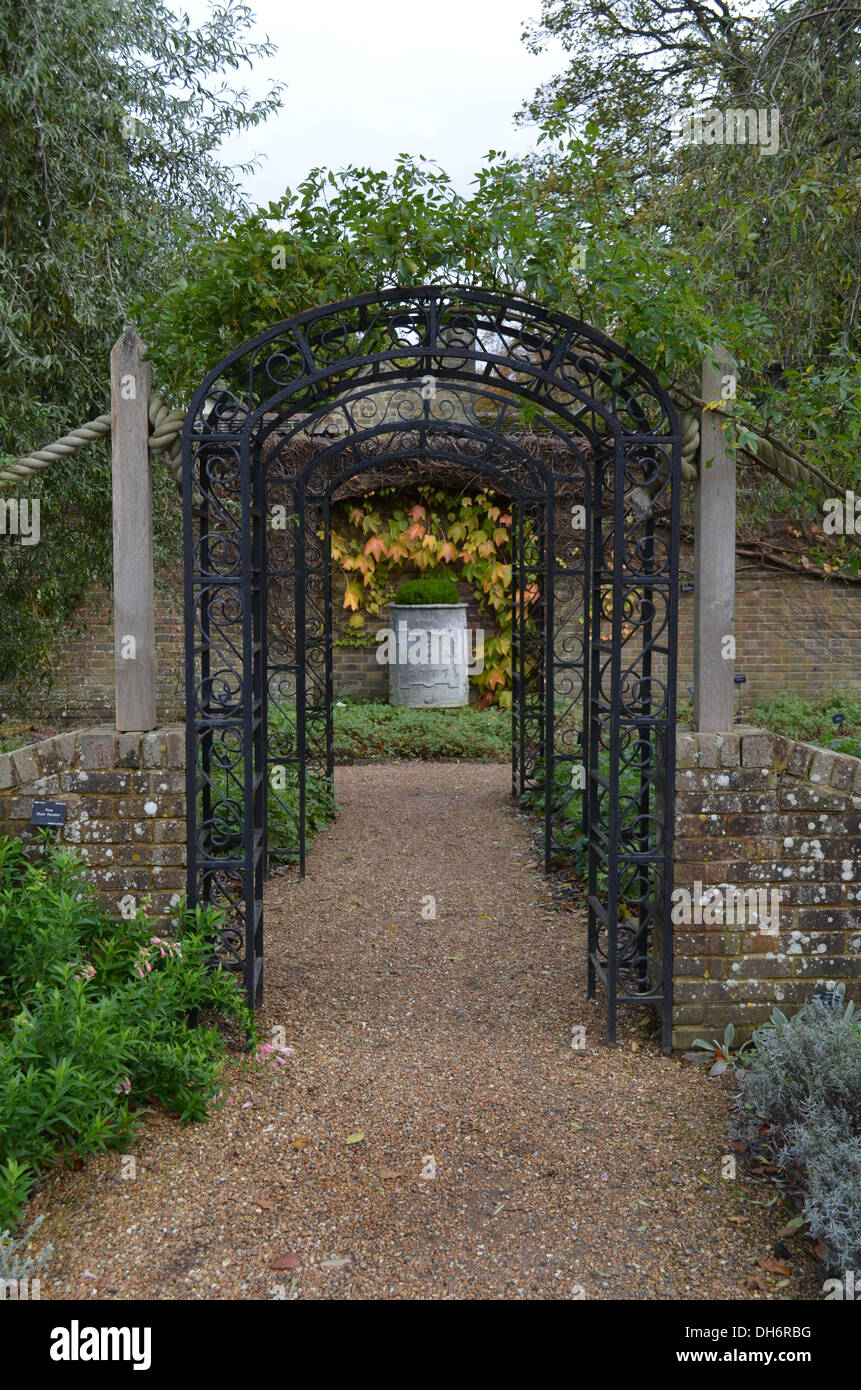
[694,345,737,732]
[110,326,156,732]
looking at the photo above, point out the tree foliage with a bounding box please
[520,0,861,451]
[141,132,859,508]
[0,0,283,693]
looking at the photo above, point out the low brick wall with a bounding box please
[672,727,861,1049]
[3,720,858,1046]
[0,726,186,921]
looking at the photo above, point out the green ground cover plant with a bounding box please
[519,738,643,888]
[331,700,509,762]
[746,692,861,759]
[0,835,252,1229]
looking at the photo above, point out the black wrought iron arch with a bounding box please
[183,285,682,1050]
[264,419,562,874]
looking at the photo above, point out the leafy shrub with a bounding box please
[207,743,337,861]
[393,575,461,605]
[0,836,252,1229]
[782,1102,861,1276]
[518,740,643,886]
[266,763,336,854]
[733,990,861,1272]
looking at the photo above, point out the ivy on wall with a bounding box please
[327,486,516,707]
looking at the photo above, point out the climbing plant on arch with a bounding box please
[182,285,682,1048]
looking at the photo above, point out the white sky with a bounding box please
[175,0,565,204]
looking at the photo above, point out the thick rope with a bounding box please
[0,397,184,488]
[0,414,111,484]
[679,409,699,482]
[0,394,840,500]
[145,397,185,484]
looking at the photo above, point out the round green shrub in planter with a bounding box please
[385,575,468,708]
[393,576,461,605]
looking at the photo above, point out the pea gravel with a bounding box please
[29,762,821,1301]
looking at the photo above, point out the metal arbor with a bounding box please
[182,286,682,1048]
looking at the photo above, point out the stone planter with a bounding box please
[386,603,469,708]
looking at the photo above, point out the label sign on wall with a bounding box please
[30,800,67,826]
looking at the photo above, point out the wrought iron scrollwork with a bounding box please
[183,286,681,1048]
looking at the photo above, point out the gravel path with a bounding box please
[31,762,819,1301]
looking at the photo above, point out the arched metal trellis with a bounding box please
[182,286,682,1048]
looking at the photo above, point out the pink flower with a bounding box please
[252,1042,295,1069]
[114,1077,132,1095]
[75,964,96,981]
[148,935,182,961]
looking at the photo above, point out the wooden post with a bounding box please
[110,326,156,732]
[694,345,737,733]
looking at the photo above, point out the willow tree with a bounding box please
[0,0,283,692]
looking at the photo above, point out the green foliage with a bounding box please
[0,0,282,693]
[139,122,859,537]
[519,737,643,887]
[520,0,861,492]
[0,835,252,1230]
[268,764,337,854]
[747,691,861,758]
[207,742,336,863]
[140,148,725,404]
[393,575,461,605]
[684,1024,743,1077]
[330,701,510,762]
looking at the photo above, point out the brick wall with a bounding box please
[1,580,187,725]
[671,727,861,1050]
[3,550,859,724]
[676,549,861,701]
[0,726,186,921]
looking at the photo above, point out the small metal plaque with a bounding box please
[30,800,67,826]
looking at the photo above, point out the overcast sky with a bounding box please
[176,0,564,205]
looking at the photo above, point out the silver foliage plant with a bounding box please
[733,988,861,1273]
[0,1214,52,1288]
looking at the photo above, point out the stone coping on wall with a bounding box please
[672,725,860,1051]
[0,725,187,921]
[675,725,861,802]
